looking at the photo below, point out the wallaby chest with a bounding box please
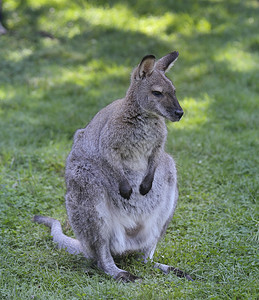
[116,116,166,161]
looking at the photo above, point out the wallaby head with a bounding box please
[129,51,183,122]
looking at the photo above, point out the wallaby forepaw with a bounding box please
[139,178,153,195]
[119,180,132,199]
[115,271,142,283]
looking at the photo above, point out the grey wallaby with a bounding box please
[33,51,193,282]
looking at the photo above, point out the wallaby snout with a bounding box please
[176,109,184,118]
[164,94,184,122]
[170,96,184,121]
[174,109,184,120]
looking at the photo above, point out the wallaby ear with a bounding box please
[155,51,179,73]
[137,55,156,79]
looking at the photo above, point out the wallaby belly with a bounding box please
[101,156,178,255]
[108,178,178,255]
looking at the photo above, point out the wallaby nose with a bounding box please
[175,109,184,119]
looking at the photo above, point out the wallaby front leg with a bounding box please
[119,178,133,200]
[139,167,155,195]
[102,150,132,199]
[139,151,159,195]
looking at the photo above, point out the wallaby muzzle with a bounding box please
[175,109,184,120]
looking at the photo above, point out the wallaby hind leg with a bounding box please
[143,245,194,281]
[33,216,140,282]
[153,262,194,281]
[70,220,141,282]
[65,180,141,282]
[90,242,141,282]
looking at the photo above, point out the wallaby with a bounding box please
[33,51,193,282]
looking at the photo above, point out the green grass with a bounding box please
[0,0,258,299]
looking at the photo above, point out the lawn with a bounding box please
[0,0,258,299]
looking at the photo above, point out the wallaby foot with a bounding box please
[154,262,194,281]
[115,271,142,283]
[169,267,194,281]
[119,179,132,199]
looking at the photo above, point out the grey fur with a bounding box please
[33,52,193,282]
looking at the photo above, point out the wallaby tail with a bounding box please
[33,215,83,255]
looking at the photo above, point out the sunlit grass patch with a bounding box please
[215,46,259,72]
[35,4,178,39]
[5,48,34,63]
[57,60,130,86]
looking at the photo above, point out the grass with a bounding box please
[0,0,258,299]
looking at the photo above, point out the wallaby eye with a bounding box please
[152,91,163,97]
